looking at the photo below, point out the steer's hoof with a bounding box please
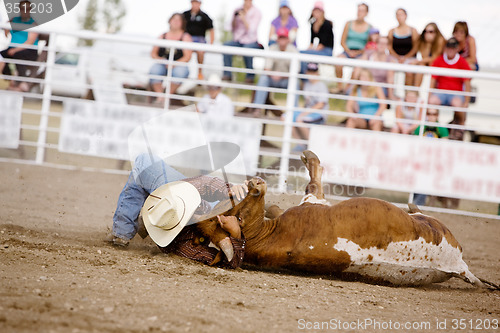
[301,150,320,167]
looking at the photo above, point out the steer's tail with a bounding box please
[477,277,500,290]
[452,271,500,290]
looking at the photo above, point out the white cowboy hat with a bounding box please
[141,181,201,247]
[207,73,222,88]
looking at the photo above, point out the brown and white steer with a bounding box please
[197,151,498,288]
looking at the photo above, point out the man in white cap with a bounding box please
[110,154,248,268]
[196,74,234,118]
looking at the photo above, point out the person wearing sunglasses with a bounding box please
[409,22,445,86]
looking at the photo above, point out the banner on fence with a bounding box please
[309,126,500,203]
[59,100,159,159]
[126,109,262,176]
[59,101,262,175]
[0,93,23,149]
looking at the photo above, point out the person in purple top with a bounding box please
[269,0,298,46]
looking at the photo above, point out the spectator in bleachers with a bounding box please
[183,0,214,80]
[387,8,419,86]
[409,22,445,87]
[429,37,471,140]
[299,1,334,74]
[222,0,262,83]
[413,107,448,138]
[252,27,298,117]
[412,107,448,206]
[149,13,192,104]
[269,0,298,46]
[387,9,419,63]
[364,28,379,52]
[346,69,386,131]
[453,21,478,71]
[197,74,234,118]
[334,3,372,93]
[391,90,423,134]
[292,62,327,151]
[352,36,396,100]
[0,0,38,92]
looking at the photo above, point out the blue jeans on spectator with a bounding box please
[431,92,465,106]
[191,36,206,44]
[223,41,260,80]
[299,47,333,74]
[149,63,190,85]
[112,154,186,240]
[253,75,300,107]
[413,193,427,206]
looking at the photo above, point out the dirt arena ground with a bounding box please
[1,162,499,333]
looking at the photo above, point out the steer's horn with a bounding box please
[408,203,422,214]
[219,237,234,262]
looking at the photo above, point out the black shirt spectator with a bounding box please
[182,9,213,38]
[182,0,214,80]
[310,19,334,49]
[299,1,334,74]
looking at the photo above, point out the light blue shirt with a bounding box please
[10,16,38,46]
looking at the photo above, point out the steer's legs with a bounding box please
[301,150,324,199]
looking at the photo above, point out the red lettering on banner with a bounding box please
[453,177,469,194]
[488,152,497,166]
[380,140,390,151]
[443,146,454,169]
[339,137,347,149]
[452,177,500,197]
[327,134,338,146]
[378,170,415,187]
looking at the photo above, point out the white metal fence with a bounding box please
[1,24,500,218]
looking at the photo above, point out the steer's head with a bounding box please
[246,177,267,198]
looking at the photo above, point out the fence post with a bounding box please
[278,56,299,192]
[408,74,432,204]
[162,47,175,111]
[35,32,57,164]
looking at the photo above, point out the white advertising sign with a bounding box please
[0,93,23,149]
[127,111,262,176]
[59,100,160,160]
[59,101,262,175]
[309,126,500,203]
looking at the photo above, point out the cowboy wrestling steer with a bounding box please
[197,151,498,288]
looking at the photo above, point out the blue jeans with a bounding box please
[223,41,260,80]
[112,154,186,240]
[431,92,465,106]
[191,36,206,44]
[413,194,427,206]
[149,63,190,85]
[253,75,299,107]
[299,47,333,74]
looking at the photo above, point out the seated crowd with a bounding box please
[142,0,475,137]
[1,0,476,140]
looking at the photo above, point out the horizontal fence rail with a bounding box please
[1,24,500,219]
